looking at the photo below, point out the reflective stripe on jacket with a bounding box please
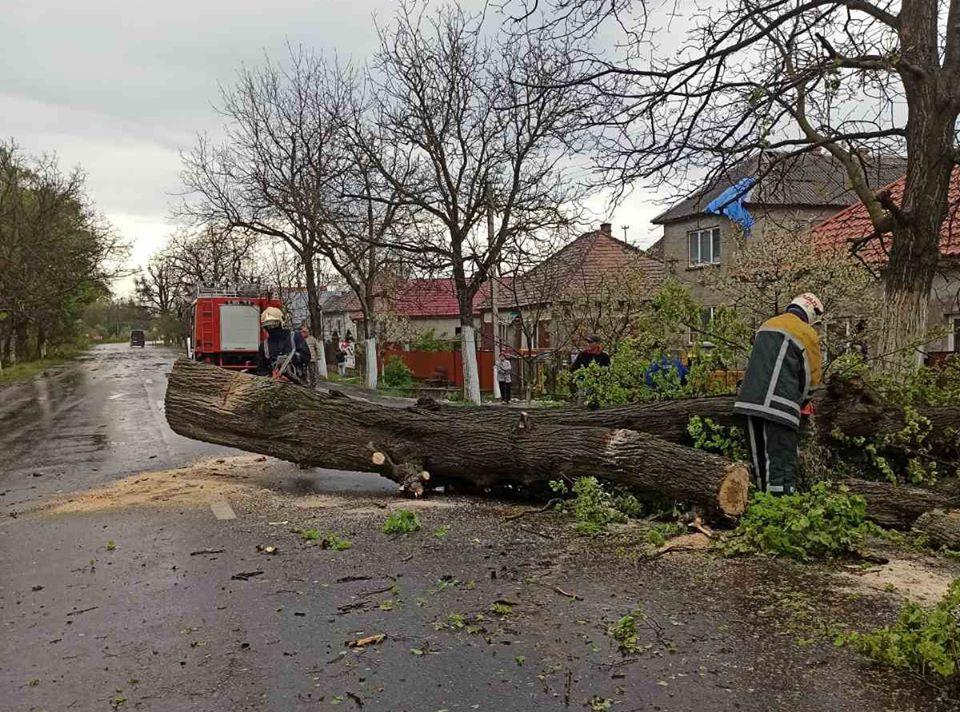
[733,313,822,430]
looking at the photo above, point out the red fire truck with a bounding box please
[189,287,283,371]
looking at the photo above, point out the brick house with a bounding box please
[320,279,467,344]
[478,222,667,353]
[321,222,665,354]
[811,166,960,356]
[650,151,907,333]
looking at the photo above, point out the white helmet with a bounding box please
[260,306,283,327]
[789,293,824,325]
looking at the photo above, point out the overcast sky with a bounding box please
[1,0,669,294]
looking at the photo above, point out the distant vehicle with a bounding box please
[189,287,283,371]
[130,329,146,348]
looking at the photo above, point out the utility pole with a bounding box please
[621,225,629,242]
[487,185,501,401]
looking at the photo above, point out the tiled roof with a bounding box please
[504,226,667,306]
[321,288,360,315]
[810,167,960,261]
[321,226,667,319]
[652,151,908,224]
[386,278,463,318]
[644,237,664,260]
[324,279,467,320]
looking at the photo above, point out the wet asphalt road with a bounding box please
[0,344,230,515]
[0,345,954,711]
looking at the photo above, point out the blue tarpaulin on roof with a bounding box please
[705,177,756,231]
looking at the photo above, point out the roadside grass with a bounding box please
[324,372,361,385]
[0,350,84,386]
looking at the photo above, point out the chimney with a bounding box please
[600,222,612,235]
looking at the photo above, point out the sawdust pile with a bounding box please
[45,455,269,514]
[838,557,956,605]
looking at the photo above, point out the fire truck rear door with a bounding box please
[219,304,261,351]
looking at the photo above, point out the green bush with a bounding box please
[721,482,880,561]
[687,416,747,460]
[841,578,960,678]
[382,355,414,388]
[561,279,751,408]
[383,509,421,535]
[410,328,455,352]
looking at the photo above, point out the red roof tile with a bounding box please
[811,167,960,261]
[386,278,462,318]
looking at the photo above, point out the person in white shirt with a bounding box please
[496,351,512,403]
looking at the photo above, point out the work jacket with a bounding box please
[257,328,311,378]
[733,313,822,430]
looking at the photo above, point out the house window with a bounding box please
[688,227,721,266]
[950,316,960,352]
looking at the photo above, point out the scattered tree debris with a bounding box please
[347,633,386,648]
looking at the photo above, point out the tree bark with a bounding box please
[842,478,954,530]
[365,336,378,390]
[912,509,960,550]
[460,325,481,404]
[876,25,959,366]
[303,253,322,337]
[414,380,960,462]
[165,359,750,520]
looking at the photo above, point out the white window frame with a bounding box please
[949,315,960,352]
[688,226,722,266]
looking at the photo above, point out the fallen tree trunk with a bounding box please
[409,396,740,446]
[165,359,749,520]
[912,509,960,549]
[842,478,957,530]
[412,381,960,461]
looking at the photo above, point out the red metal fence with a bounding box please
[380,348,495,391]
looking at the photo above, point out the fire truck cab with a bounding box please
[190,287,283,371]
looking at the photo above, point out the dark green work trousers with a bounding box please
[746,416,798,496]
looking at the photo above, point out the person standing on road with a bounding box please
[571,334,611,371]
[300,325,322,389]
[257,307,311,384]
[733,293,824,496]
[335,346,347,376]
[496,350,512,403]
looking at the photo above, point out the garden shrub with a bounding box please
[382,355,414,388]
[410,328,455,352]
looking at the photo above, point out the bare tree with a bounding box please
[516,0,960,366]
[181,50,406,389]
[135,227,263,345]
[361,2,588,401]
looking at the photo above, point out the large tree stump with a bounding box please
[165,360,750,520]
